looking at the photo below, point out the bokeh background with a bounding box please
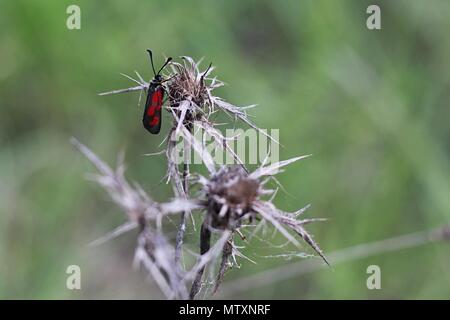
[1,0,450,299]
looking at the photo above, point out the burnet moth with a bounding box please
[142,50,172,134]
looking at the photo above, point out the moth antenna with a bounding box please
[157,57,172,75]
[147,49,157,76]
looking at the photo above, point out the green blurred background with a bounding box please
[1,0,450,299]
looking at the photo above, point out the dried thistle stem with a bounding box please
[175,125,192,265]
[189,220,212,299]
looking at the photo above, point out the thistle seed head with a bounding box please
[206,166,260,230]
[169,62,209,106]
[167,57,217,124]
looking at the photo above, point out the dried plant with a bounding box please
[187,157,329,299]
[75,52,329,300]
[71,138,202,299]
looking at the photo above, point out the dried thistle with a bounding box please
[167,57,213,118]
[166,56,278,146]
[163,56,274,266]
[80,51,329,300]
[188,156,329,299]
[71,138,201,299]
[204,165,259,230]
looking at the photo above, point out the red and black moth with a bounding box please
[143,50,172,134]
